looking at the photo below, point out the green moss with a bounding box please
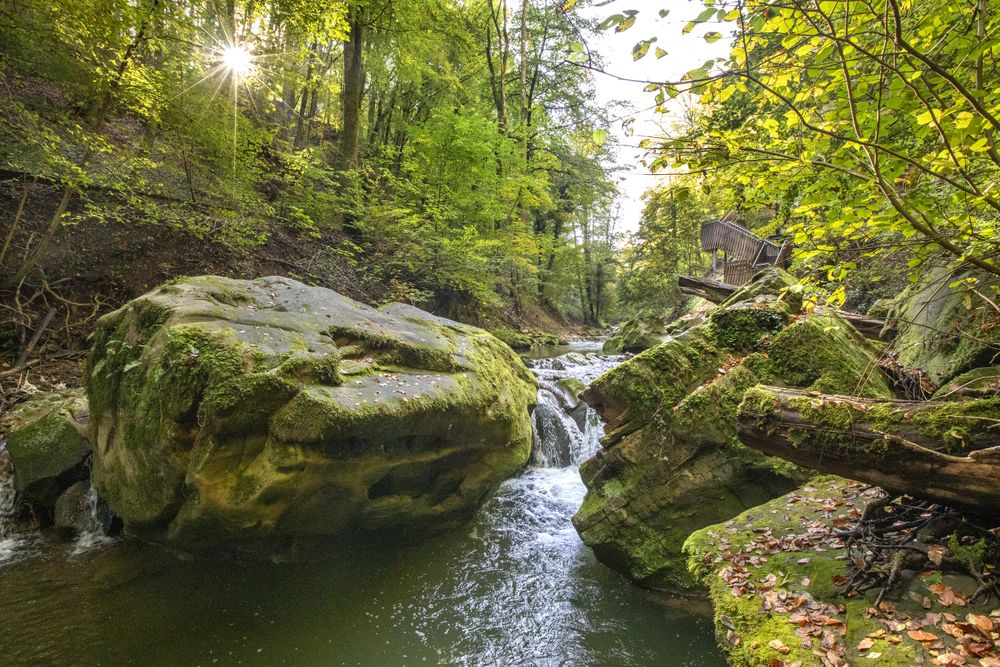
[588,326,726,424]
[685,478,924,666]
[489,326,560,350]
[890,268,1000,386]
[948,534,987,569]
[708,304,789,353]
[769,315,892,398]
[602,316,668,354]
[721,267,802,312]
[6,409,90,500]
[602,478,626,498]
[934,366,1000,398]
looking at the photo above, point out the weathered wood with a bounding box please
[736,385,1000,513]
[814,307,895,341]
[678,275,738,304]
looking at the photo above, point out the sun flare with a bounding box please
[222,45,253,77]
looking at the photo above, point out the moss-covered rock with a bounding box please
[888,267,1000,387]
[86,276,537,558]
[0,390,90,507]
[572,271,891,593]
[489,326,561,350]
[768,315,892,398]
[721,267,802,311]
[685,477,990,666]
[602,316,671,354]
[933,365,1000,399]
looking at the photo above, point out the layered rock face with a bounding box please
[889,267,1000,388]
[572,269,892,593]
[86,276,536,558]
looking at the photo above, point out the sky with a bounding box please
[576,1,732,235]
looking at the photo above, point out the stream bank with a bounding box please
[0,345,726,666]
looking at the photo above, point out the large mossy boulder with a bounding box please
[86,276,537,558]
[889,267,1000,388]
[572,269,891,593]
[0,389,90,508]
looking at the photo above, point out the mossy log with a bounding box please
[678,275,891,340]
[678,275,738,304]
[736,385,1000,513]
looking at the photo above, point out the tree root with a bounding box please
[837,494,1000,605]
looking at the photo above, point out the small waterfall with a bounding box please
[71,484,115,554]
[528,351,623,469]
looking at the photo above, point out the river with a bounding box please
[0,343,725,666]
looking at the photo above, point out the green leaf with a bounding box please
[616,15,637,32]
[592,129,608,146]
[598,14,624,31]
[632,39,654,60]
[695,7,717,22]
[655,46,668,59]
[704,31,722,43]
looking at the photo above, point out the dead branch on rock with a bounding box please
[836,494,1000,606]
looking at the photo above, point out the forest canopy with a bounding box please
[0,0,621,327]
[613,0,1000,315]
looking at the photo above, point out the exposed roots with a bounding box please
[835,493,1000,604]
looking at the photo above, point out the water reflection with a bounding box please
[0,347,725,666]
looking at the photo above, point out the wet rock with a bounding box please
[0,390,90,509]
[602,317,670,354]
[53,481,114,539]
[554,378,585,409]
[572,269,891,593]
[888,267,1000,387]
[86,276,537,558]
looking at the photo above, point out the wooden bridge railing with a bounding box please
[700,218,788,286]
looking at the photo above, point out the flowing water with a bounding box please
[0,346,725,666]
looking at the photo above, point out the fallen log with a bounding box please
[815,307,895,341]
[736,385,1000,513]
[677,275,892,340]
[678,275,738,304]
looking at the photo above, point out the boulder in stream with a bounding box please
[0,389,90,509]
[572,269,892,593]
[86,276,537,558]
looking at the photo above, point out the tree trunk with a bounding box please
[340,4,366,171]
[293,42,317,149]
[736,385,1000,513]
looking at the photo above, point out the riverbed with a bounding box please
[0,347,725,666]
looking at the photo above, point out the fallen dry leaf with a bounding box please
[907,629,939,642]
[768,638,791,654]
[967,613,994,634]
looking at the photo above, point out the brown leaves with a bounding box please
[908,629,939,642]
[928,582,969,607]
[928,544,948,566]
[967,614,994,634]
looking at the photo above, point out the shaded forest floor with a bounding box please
[0,182,585,410]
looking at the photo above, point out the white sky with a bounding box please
[576,1,732,235]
